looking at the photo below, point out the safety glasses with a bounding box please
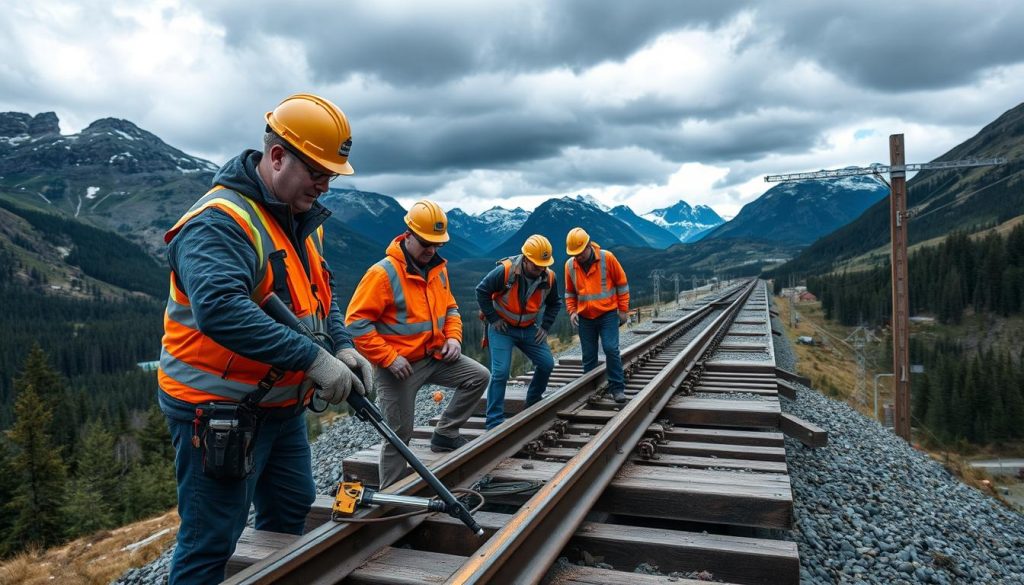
[411,233,445,249]
[281,142,340,184]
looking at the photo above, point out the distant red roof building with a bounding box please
[798,291,817,302]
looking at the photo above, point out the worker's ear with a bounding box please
[269,144,288,170]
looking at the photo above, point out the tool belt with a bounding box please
[192,366,285,481]
[195,402,258,480]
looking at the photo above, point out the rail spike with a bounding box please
[637,438,659,460]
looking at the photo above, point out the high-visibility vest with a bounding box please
[564,243,630,319]
[491,255,554,327]
[346,235,462,367]
[159,187,331,407]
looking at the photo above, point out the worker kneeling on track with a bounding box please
[564,227,631,403]
[158,94,373,585]
[476,234,562,429]
[346,200,489,489]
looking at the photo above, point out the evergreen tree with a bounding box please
[136,405,172,466]
[74,420,120,512]
[0,439,16,545]
[12,344,77,455]
[1004,363,1024,440]
[62,479,114,538]
[113,409,177,524]
[3,384,68,554]
[120,461,177,523]
[912,372,930,424]
[13,344,63,402]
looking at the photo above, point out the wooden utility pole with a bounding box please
[766,138,1004,442]
[888,135,912,438]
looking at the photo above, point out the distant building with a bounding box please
[137,360,160,372]
[797,291,817,302]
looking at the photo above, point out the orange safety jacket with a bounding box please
[346,235,462,367]
[564,243,630,319]
[159,186,330,407]
[491,255,555,327]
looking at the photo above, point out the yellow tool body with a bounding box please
[331,480,451,522]
[332,482,365,518]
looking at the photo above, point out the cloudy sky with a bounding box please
[3,1,1024,218]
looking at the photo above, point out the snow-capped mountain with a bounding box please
[490,196,649,260]
[448,206,529,245]
[0,111,220,254]
[608,205,681,249]
[701,174,888,245]
[566,193,610,212]
[643,201,725,243]
[319,189,483,259]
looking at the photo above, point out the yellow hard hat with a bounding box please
[404,200,450,244]
[521,234,554,267]
[566,227,591,256]
[265,94,355,175]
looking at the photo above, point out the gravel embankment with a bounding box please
[773,312,1024,585]
[114,289,1024,585]
[111,302,703,585]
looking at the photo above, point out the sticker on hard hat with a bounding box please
[339,138,352,157]
[434,221,444,232]
[542,252,550,258]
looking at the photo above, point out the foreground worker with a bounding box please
[476,234,562,429]
[564,227,631,402]
[158,94,374,584]
[346,200,489,488]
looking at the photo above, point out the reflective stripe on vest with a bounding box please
[569,250,616,302]
[160,188,329,406]
[170,189,275,282]
[348,257,448,337]
[158,348,304,404]
[493,256,549,326]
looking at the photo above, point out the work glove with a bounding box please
[569,312,579,328]
[491,320,509,334]
[336,347,374,395]
[534,327,548,343]
[618,311,630,326]
[306,347,364,404]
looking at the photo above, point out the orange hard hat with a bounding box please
[566,227,590,256]
[265,94,354,175]
[521,234,554,267]
[404,200,450,244]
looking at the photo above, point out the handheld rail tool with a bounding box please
[262,292,484,536]
[330,480,480,524]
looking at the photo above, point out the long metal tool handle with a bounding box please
[261,293,484,536]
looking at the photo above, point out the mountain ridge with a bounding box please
[704,175,889,245]
[772,99,1024,280]
[642,200,724,242]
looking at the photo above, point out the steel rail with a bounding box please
[224,283,749,584]
[444,280,756,584]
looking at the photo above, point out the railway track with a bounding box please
[224,279,826,584]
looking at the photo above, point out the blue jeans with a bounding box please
[159,391,316,585]
[485,323,555,429]
[578,310,624,394]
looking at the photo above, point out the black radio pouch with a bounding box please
[196,402,258,481]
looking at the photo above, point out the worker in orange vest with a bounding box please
[346,200,489,488]
[475,235,562,429]
[159,94,373,584]
[564,227,631,402]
